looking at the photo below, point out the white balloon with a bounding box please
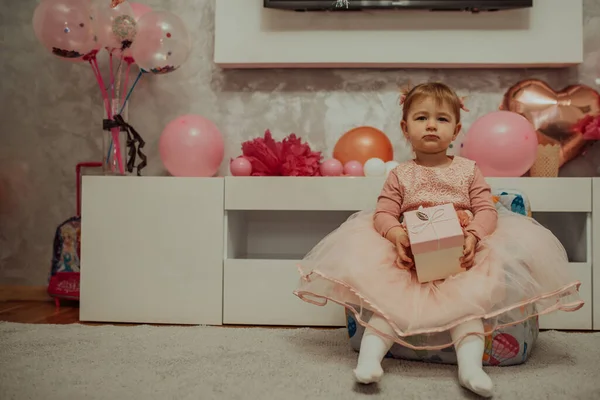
[385,160,400,175]
[364,158,386,177]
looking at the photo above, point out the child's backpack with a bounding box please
[48,162,102,307]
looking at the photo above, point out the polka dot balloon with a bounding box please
[129,11,191,75]
[91,0,137,52]
[32,0,98,60]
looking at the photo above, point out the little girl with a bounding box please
[294,82,584,398]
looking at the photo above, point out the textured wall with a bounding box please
[1,0,599,286]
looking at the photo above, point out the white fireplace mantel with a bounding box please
[214,0,583,69]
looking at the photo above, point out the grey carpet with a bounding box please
[1,322,599,400]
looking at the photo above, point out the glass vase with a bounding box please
[102,99,129,176]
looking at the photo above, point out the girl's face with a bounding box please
[401,96,461,156]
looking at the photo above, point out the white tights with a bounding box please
[354,315,494,398]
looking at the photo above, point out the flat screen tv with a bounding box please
[263,0,533,12]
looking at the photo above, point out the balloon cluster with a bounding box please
[32,0,191,74]
[499,79,600,168]
[320,126,397,177]
[319,157,399,177]
[229,126,400,178]
[32,0,192,176]
[460,79,600,177]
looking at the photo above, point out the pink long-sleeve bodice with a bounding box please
[373,156,498,241]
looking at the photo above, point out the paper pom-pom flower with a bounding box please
[573,114,600,140]
[240,130,323,176]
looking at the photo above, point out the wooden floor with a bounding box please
[0,301,234,326]
[0,300,221,327]
[0,300,235,327]
[0,300,83,325]
[0,301,337,329]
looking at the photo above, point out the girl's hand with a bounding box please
[456,209,473,228]
[461,231,477,269]
[387,227,414,268]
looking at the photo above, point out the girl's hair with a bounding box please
[400,82,466,123]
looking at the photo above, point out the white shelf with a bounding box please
[224,176,385,211]
[222,259,346,326]
[224,177,592,212]
[487,177,592,212]
[214,0,583,68]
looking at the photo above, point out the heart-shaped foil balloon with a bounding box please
[500,79,600,167]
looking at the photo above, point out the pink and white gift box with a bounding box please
[404,203,465,283]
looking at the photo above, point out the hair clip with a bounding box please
[398,94,407,106]
[459,96,470,112]
[398,82,412,106]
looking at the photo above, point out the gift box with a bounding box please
[404,203,465,283]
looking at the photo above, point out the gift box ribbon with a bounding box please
[408,207,456,250]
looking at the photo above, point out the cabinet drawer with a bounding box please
[223,259,346,326]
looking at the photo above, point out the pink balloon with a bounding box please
[344,160,364,176]
[120,3,153,63]
[91,0,136,52]
[462,111,538,177]
[230,157,252,176]
[129,10,191,74]
[32,0,98,60]
[159,115,225,177]
[320,158,344,176]
[130,2,153,20]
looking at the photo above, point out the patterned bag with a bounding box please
[48,216,82,304]
[47,162,101,307]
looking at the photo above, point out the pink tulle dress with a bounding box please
[294,156,584,350]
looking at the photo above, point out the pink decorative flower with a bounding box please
[573,115,600,140]
[240,130,323,176]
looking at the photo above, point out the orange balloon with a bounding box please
[333,126,394,165]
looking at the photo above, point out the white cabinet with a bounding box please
[223,259,346,326]
[222,176,595,330]
[79,175,596,330]
[80,176,224,325]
